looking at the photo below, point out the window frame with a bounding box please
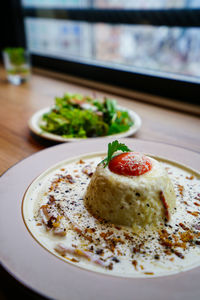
[14,3,200,103]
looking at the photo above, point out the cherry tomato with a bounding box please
[108,152,152,176]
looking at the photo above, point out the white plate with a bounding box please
[1,138,200,300]
[28,106,142,142]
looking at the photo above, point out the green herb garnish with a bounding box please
[40,93,134,138]
[101,140,131,167]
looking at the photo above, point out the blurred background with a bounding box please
[23,0,200,78]
[1,0,200,101]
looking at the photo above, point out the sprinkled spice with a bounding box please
[187,211,199,217]
[171,249,184,259]
[186,175,194,180]
[160,191,170,221]
[132,260,138,270]
[78,159,85,164]
[112,257,120,263]
[82,165,93,177]
[108,263,113,270]
[177,184,184,196]
[96,249,104,256]
[179,223,189,231]
[64,175,75,184]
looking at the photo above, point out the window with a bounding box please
[18,0,200,102]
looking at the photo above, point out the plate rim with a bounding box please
[28,105,142,142]
[1,138,200,300]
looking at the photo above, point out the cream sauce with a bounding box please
[22,153,200,278]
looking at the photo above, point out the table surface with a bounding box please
[0,68,200,176]
[0,66,199,299]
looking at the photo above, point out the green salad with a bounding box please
[40,93,133,138]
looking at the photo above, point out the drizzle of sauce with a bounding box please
[108,152,152,176]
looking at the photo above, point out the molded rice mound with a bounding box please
[84,157,176,231]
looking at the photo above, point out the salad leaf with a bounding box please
[102,98,117,124]
[40,93,134,138]
[101,140,131,167]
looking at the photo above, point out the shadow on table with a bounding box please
[29,131,61,149]
[0,265,49,300]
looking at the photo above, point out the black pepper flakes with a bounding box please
[96,249,104,255]
[154,255,160,260]
[112,257,120,263]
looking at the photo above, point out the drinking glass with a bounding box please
[3,48,31,85]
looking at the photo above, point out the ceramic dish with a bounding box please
[0,138,200,300]
[28,106,142,142]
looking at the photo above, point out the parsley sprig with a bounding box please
[101,140,131,167]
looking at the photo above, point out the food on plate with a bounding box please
[40,93,133,138]
[23,140,200,278]
[84,141,176,230]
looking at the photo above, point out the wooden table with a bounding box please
[0,67,200,175]
[0,66,200,299]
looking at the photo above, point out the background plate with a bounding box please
[0,138,200,300]
[28,106,142,142]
